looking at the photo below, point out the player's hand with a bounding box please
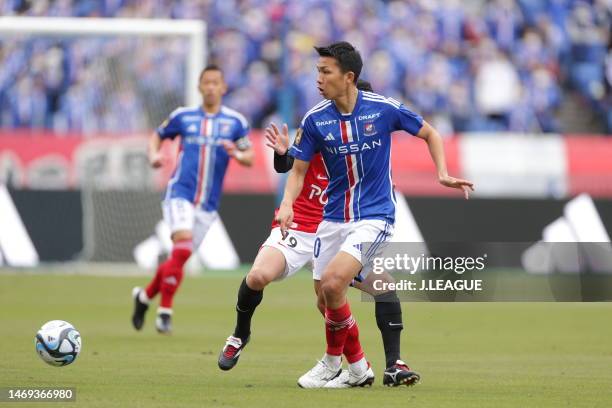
[221,140,238,157]
[149,151,164,168]
[276,201,294,237]
[439,175,474,199]
[264,122,290,155]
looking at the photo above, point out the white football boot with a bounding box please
[324,362,375,388]
[297,360,343,388]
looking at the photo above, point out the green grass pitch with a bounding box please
[1,268,611,408]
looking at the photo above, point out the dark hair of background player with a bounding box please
[199,64,224,81]
[356,79,373,92]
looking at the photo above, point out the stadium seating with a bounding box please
[0,0,609,133]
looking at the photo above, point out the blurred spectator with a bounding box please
[0,0,609,135]
[8,74,48,128]
[474,42,521,128]
[485,0,523,52]
[605,45,612,132]
[567,1,608,102]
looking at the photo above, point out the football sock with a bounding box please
[233,277,263,341]
[157,306,173,315]
[325,302,354,358]
[343,316,365,364]
[348,357,368,374]
[323,353,341,370]
[138,290,150,305]
[159,239,192,308]
[374,291,403,368]
[144,264,163,299]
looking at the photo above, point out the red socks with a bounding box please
[344,318,364,363]
[145,265,163,299]
[145,239,192,308]
[325,302,364,363]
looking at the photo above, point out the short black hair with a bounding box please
[314,41,362,83]
[199,64,223,81]
[356,79,373,92]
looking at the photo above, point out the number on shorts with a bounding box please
[314,237,321,258]
[282,234,298,248]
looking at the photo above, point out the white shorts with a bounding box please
[261,227,315,279]
[162,198,218,249]
[312,219,394,281]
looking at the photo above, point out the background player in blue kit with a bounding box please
[131,65,254,334]
[276,42,474,388]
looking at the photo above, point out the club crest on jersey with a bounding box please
[364,122,377,136]
[219,123,232,136]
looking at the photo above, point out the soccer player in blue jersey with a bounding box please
[276,42,474,388]
[218,80,420,388]
[131,65,254,334]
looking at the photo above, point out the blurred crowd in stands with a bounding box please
[0,0,610,135]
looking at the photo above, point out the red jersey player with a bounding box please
[218,80,420,388]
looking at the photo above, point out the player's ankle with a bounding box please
[233,330,250,342]
[348,357,368,374]
[323,353,341,369]
[157,306,173,315]
[386,356,401,368]
[138,290,150,305]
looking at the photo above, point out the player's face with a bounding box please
[316,57,354,100]
[199,70,227,106]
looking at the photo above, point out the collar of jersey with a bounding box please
[330,90,362,121]
[200,105,222,117]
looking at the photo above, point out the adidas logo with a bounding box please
[187,124,197,132]
[324,133,335,141]
[163,276,178,286]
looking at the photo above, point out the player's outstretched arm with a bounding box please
[276,159,309,235]
[416,121,475,199]
[265,123,290,154]
[264,123,294,173]
[148,132,164,168]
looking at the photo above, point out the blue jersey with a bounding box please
[289,91,423,224]
[158,105,250,211]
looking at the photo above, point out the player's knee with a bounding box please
[172,230,192,243]
[320,276,344,299]
[246,268,271,291]
[316,297,325,316]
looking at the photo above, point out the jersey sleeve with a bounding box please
[288,116,319,162]
[389,99,424,136]
[233,117,251,151]
[157,110,182,140]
